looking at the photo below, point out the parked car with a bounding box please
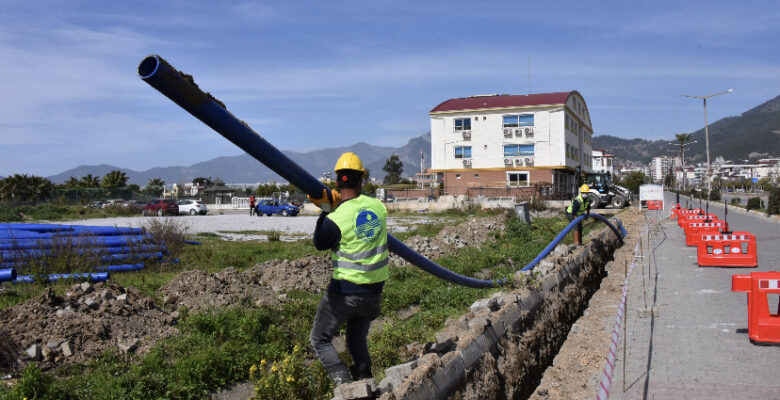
[142,199,179,216]
[177,199,208,215]
[255,200,300,216]
[102,199,126,208]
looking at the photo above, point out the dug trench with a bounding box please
[345,208,643,400]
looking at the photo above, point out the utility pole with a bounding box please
[682,89,733,201]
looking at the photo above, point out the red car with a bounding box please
[142,199,179,216]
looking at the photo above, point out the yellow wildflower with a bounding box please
[286,376,295,383]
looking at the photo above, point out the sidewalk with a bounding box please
[609,192,780,399]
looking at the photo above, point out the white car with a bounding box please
[177,199,208,215]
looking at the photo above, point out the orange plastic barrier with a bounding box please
[670,204,682,219]
[731,272,780,344]
[685,223,727,247]
[679,214,718,230]
[676,209,705,226]
[699,232,758,267]
[646,200,663,210]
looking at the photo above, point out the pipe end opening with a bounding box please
[138,55,161,79]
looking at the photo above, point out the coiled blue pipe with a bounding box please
[139,54,625,289]
[0,268,16,282]
[14,272,109,284]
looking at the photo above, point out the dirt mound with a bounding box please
[390,214,506,266]
[158,255,332,312]
[0,329,21,373]
[0,281,177,371]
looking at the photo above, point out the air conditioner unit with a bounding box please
[525,127,534,137]
[514,129,522,136]
[463,159,471,166]
[514,158,523,166]
[524,156,534,166]
[462,131,471,140]
[504,158,512,165]
[503,128,512,137]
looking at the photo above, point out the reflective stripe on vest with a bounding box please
[326,195,389,284]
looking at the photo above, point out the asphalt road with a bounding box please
[610,192,780,399]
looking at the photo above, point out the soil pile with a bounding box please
[157,255,332,312]
[0,282,177,371]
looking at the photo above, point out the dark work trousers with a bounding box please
[310,291,382,378]
[249,204,255,216]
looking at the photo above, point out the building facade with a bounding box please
[429,92,593,197]
[591,148,614,175]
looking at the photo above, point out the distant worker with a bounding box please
[308,152,389,386]
[249,194,255,216]
[566,184,592,245]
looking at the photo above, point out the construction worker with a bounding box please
[566,184,592,245]
[308,152,389,386]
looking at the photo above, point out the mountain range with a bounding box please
[48,94,780,185]
[49,133,432,186]
[593,94,780,163]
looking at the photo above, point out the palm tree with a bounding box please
[675,133,692,191]
[27,176,53,205]
[101,170,129,188]
[64,176,80,188]
[145,178,165,197]
[79,174,101,188]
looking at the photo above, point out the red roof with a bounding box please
[430,91,573,113]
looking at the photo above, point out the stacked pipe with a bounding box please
[0,223,175,283]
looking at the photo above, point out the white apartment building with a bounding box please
[592,148,614,175]
[429,91,593,197]
[650,156,675,183]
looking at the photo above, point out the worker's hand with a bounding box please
[308,189,341,212]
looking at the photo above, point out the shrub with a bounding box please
[768,186,780,215]
[746,197,763,211]
[709,188,721,201]
[729,198,740,206]
[142,217,188,257]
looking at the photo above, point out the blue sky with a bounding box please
[1,1,779,177]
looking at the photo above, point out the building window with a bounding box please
[454,146,472,159]
[503,144,535,157]
[454,118,471,131]
[507,172,529,187]
[502,114,534,128]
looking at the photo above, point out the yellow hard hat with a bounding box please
[580,184,590,193]
[334,152,365,173]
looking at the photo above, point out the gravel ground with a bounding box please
[52,212,446,238]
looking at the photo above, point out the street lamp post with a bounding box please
[682,89,733,201]
[667,140,698,192]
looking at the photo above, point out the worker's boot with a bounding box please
[350,364,373,381]
[325,363,353,386]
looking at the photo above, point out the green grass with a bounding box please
[0,214,578,400]
[0,204,142,222]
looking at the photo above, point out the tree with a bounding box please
[382,154,403,185]
[143,178,165,197]
[675,133,692,191]
[212,177,226,187]
[0,174,53,205]
[64,176,80,188]
[193,177,213,188]
[617,171,648,194]
[101,170,128,188]
[79,174,101,188]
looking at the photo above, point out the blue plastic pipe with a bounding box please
[0,268,16,282]
[139,55,625,289]
[140,54,504,289]
[14,272,109,284]
[95,263,145,272]
[520,213,624,272]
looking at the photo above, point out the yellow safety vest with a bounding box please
[326,195,389,284]
[567,194,590,216]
